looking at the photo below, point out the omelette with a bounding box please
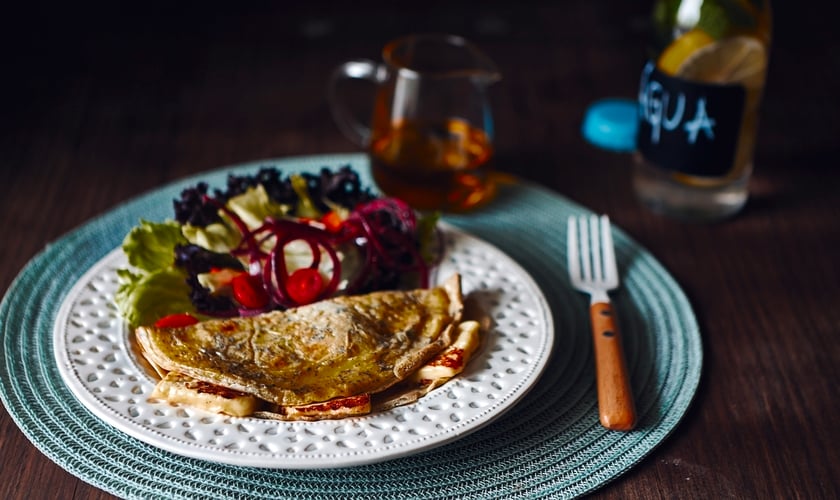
[136,274,480,420]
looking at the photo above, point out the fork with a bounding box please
[567,215,636,431]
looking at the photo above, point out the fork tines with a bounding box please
[567,214,618,291]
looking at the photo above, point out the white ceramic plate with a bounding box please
[53,225,554,469]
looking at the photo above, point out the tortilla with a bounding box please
[136,275,468,417]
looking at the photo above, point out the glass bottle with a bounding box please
[634,0,772,220]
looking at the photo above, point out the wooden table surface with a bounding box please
[2,2,838,498]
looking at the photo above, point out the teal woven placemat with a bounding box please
[0,153,702,499]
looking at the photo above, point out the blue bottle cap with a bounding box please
[581,98,638,152]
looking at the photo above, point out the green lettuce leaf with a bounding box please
[118,219,194,328]
[122,219,187,272]
[417,211,442,263]
[182,221,241,253]
[115,267,195,328]
[289,174,322,219]
[226,184,290,229]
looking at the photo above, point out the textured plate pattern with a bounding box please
[53,226,553,468]
[0,153,702,499]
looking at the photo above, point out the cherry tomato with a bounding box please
[154,313,199,328]
[321,210,344,233]
[231,273,270,309]
[286,268,325,305]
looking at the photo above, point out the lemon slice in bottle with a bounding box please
[675,36,768,89]
[657,28,715,75]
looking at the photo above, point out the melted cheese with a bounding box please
[257,394,372,421]
[152,371,260,417]
[413,320,481,382]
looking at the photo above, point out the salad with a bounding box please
[116,166,439,329]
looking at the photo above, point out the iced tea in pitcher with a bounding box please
[369,117,495,211]
[328,34,500,212]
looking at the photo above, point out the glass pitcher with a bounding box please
[328,34,501,211]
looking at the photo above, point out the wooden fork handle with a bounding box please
[590,301,637,431]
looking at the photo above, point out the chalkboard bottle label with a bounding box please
[637,61,746,178]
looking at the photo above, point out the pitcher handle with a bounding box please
[327,60,383,147]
